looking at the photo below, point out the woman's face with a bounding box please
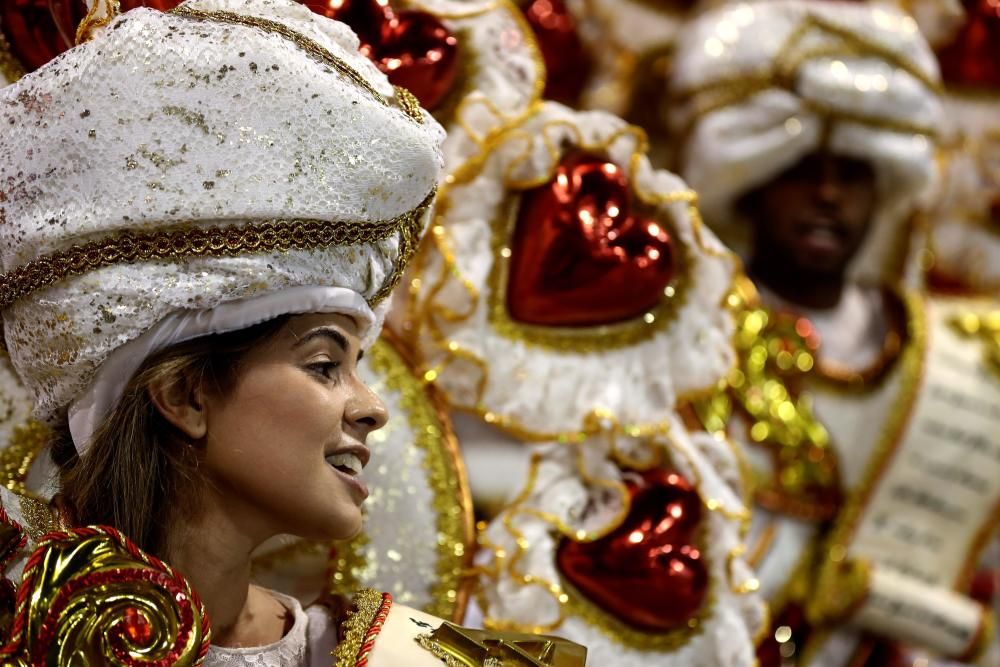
[200,313,387,542]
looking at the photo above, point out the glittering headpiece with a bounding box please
[670,0,943,286]
[0,0,444,449]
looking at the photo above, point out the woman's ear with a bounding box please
[148,372,207,440]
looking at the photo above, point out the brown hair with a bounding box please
[50,316,290,556]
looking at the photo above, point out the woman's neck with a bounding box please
[165,496,286,647]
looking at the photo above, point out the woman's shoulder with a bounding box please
[328,589,587,667]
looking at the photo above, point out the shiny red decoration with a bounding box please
[1,0,89,73]
[308,0,458,110]
[936,0,1000,88]
[556,468,708,633]
[521,0,591,105]
[507,152,675,327]
[0,1,183,74]
[122,606,153,645]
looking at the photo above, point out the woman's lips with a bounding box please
[329,464,370,502]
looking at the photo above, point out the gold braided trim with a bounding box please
[333,588,389,667]
[75,0,119,44]
[0,29,25,83]
[169,7,422,124]
[0,190,434,310]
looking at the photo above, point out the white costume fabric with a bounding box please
[408,100,765,665]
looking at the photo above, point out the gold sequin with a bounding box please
[695,284,840,520]
[950,310,1000,381]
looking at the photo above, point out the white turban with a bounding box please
[670,0,943,285]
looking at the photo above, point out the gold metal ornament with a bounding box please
[0,526,210,666]
[415,621,588,667]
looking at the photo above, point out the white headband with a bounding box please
[68,286,378,455]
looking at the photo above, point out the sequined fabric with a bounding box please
[0,0,444,423]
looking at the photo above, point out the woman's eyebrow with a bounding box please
[293,327,349,354]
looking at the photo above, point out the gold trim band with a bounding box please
[0,190,434,310]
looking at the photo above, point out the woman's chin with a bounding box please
[296,507,364,542]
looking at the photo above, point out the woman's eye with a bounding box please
[307,361,340,379]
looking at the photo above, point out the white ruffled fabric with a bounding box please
[414,102,737,435]
[670,0,943,287]
[415,0,543,168]
[473,417,764,667]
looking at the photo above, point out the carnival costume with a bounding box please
[0,0,588,664]
[671,2,1000,665]
[403,76,767,662]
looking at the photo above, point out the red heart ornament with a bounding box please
[556,468,708,633]
[520,0,591,105]
[315,0,458,110]
[506,152,675,327]
[0,1,182,74]
[936,0,1000,88]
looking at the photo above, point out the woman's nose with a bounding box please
[345,377,389,434]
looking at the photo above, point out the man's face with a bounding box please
[741,151,878,278]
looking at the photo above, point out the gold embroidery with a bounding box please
[18,496,59,541]
[393,85,426,124]
[0,189,435,310]
[415,621,587,666]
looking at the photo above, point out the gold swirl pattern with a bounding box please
[0,526,210,666]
